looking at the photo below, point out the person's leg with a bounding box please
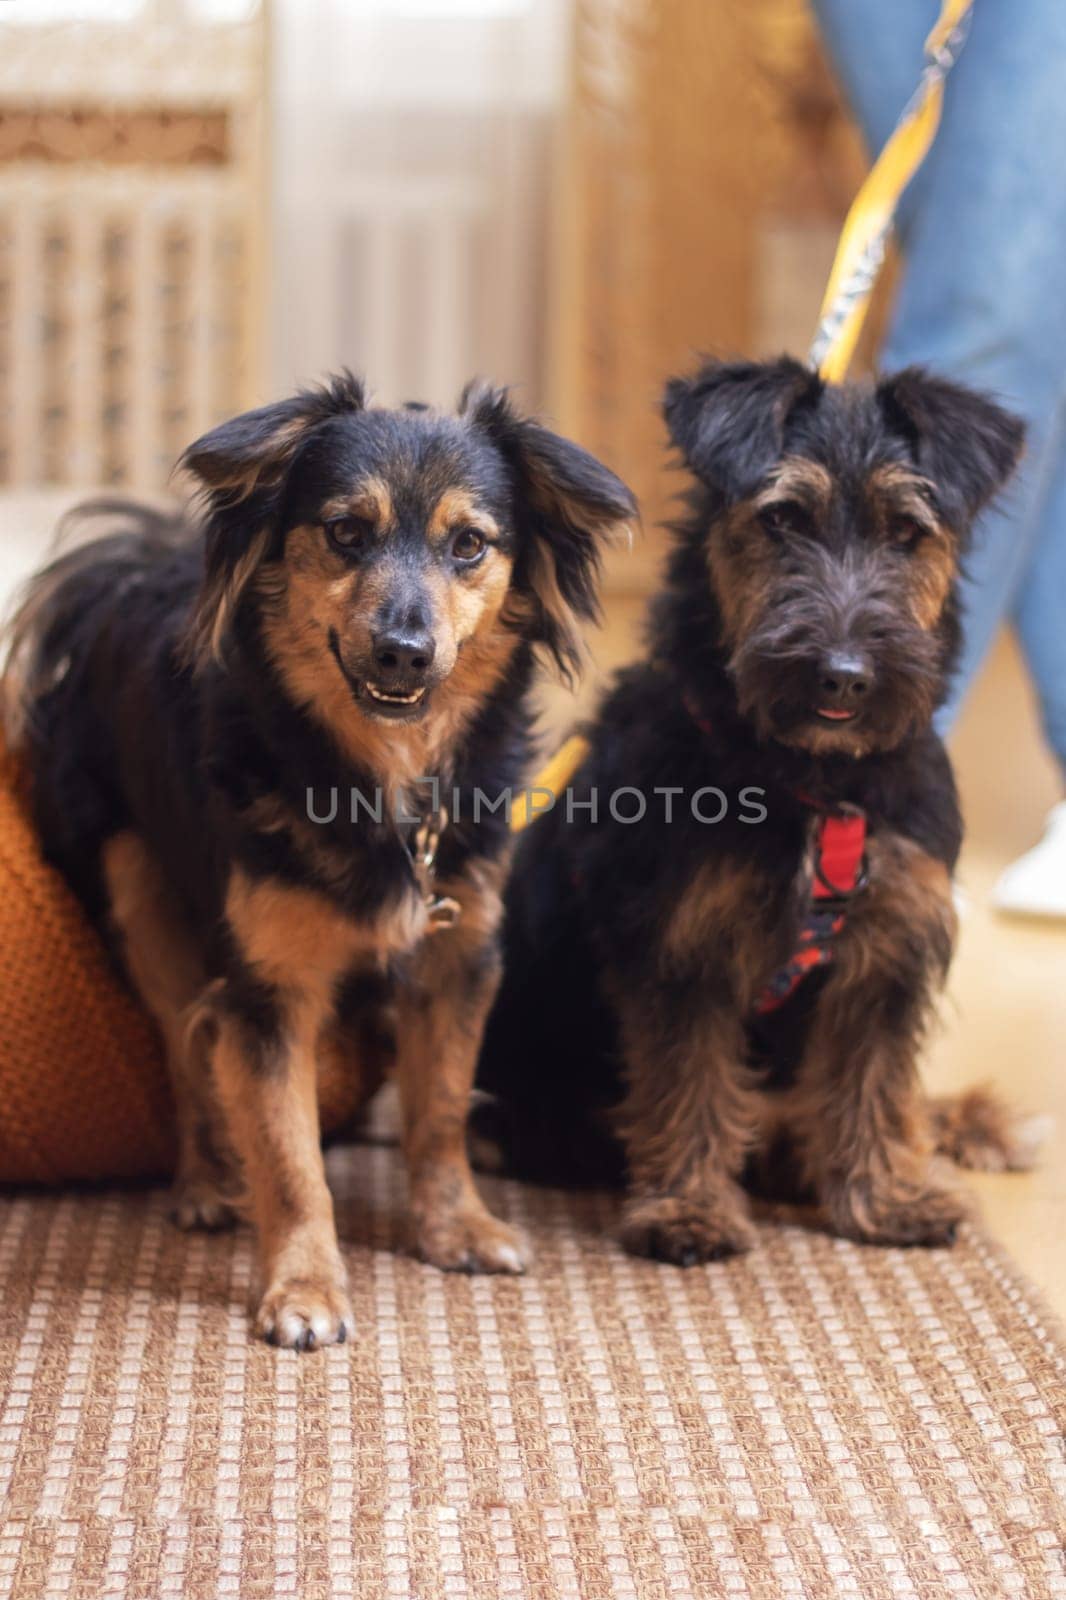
[811,0,1029,725]
[814,0,1066,914]
[887,0,1066,730]
[819,0,1066,403]
[1013,402,1066,777]
[933,448,1062,736]
[992,400,1066,915]
[808,0,934,158]
[817,0,1066,732]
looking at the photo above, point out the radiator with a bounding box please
[0,9,265,491]
[0,167,258,489]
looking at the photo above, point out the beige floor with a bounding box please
[539,592,1066,1320]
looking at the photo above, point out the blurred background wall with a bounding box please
[0,0,864,524]
[271,0,570,414]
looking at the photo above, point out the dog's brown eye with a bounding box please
[759,503,808,542]
[325,515,373,554]
[452,527,486,563]
[892,517,926,549]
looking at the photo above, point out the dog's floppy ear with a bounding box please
[877,367,1024,532]
[663,356,822,500]
[180,371,366,667]
[461,381,637,682]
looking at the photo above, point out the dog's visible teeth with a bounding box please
[365,683,426,705]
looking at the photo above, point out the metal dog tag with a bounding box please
[426,894,462,931]
[409,806,462,933]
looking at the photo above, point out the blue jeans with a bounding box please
[810,0,1066,774]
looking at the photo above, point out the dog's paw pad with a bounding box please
[621,1196,756,1266]
[418,1211,528,1275]
[255,1279,353,1351]
[835,1183,968,1249]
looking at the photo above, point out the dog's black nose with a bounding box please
[818,650,871,704]
[372,629,436,681]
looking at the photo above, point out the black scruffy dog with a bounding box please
[3,374,635,1347]
[478,355,1036,1264]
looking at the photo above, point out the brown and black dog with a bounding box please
[4,373,635,1347]
[479,357,1042,1260]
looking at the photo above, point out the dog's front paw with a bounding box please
[830,1179,968,1248]
[255,1276,353,1350]
[169,1177,239,1232]
[621,1192,757,1266]
[417,1206,528,1274]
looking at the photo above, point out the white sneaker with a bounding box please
[993,802,1066,919]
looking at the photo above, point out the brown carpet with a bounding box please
[0,1147,1064,1599]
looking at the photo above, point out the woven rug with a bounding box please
[0,1147,1064,1599]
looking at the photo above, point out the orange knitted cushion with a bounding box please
[0,734,364,1184]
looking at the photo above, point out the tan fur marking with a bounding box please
[788,834,965,1246]
[753,456,833,511]
[189,525,272,669]
[866,463,939,528]
[426,544,513,648]
[712,460,832,659]
[213,867,424,1345]
[426,486,500,546]
[660,857,775,1008]
[193,415,308,498]
[394,849,526,1273]
[103,832,205,1024]
[908,543,957,631]
[706,507,775,656]
[216,848,527,1338]
[787,720,882,761]
[524,538,591,676]
[239,792,292,836]
[102,833,237,1221]
[866,464,955,630]
[606,850,779,1262]
[226,869,424,995]
[831,835,956,989]
[320,473,394,531]
[211,1007,351,1346]
[612,989,759,1262]
[523,459,637,552]
[663,858,760,962]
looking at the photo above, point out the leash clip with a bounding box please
[810,885,866,915]
[812,857,870,907]
[409,806,462,933]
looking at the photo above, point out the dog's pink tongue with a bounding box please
[817,708,855,721]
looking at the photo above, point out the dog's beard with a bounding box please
[729,622,943,757]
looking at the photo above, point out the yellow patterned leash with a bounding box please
[510,0,974,832]
[809,0,974,381]
[509,734,590,833]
